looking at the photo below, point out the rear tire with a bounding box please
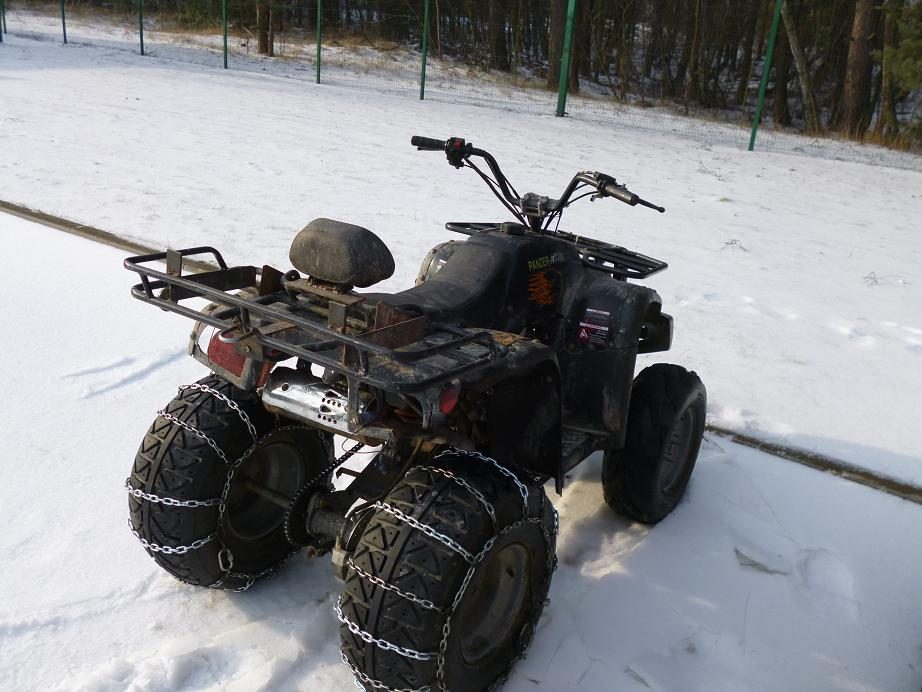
[128,376,331,590]
[338,451,557,692]
[602,364,706,524]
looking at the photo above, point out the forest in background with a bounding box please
[25,0,922,147]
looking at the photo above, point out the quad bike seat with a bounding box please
[290,218,395,289]
[373,239,511,328]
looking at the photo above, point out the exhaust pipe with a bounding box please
[261,367,371,434]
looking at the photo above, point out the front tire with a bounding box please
[338,451,557,692]
[602,364,706,524]
[128,376,331,590]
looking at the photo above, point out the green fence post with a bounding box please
[138,0,144,55]
[315,0,322,84]
[419,0,430,100]
[222,0,227,68]
[60,0,67,44]
[556,0,577,117]
[749,0,784,151]
[0,0,5,43]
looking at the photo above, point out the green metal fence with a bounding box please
[2,0,919,172]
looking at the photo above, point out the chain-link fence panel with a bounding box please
[558,0,756,148]
[742,0,922,171]
[140,0,224,69]
[420,0,555,114]
[315,1,419,95]
[225,0,316,80]
[2,2,57,43]
[6,0,141,52]
[2,0,919,171]
[555,0,918,171]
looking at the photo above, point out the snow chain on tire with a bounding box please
[337,448,559,692]
[127,377,348,592]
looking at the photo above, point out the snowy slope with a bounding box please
[2,212,921,692]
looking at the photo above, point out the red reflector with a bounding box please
[207,334,246,376]
[207,332,273,387]
[439,381,461,414]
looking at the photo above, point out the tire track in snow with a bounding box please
[75,349,187,399]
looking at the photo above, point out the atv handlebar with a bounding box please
[410,135,665,228]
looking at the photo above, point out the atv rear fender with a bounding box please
[482,360,561,479]
[452,335,561,479]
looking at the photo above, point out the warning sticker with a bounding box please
[578,308,610,346]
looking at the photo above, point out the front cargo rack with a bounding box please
[445,222,667,279]
[124,246,505,394]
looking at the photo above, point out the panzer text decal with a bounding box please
[527,253,565,272]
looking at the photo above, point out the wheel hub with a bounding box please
[660,408,696,495]
[225,439,308,543]
[454,542,532,667]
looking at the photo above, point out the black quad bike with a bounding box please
[125,136,706,692]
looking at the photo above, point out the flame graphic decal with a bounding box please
[528,271,556,305]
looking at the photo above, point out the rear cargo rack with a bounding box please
[124,247,505,393]
[446,222,667,279]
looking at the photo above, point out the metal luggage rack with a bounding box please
[124,247,505,393]
[445,222,667,279]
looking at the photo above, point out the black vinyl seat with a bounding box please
[380,240,511,327]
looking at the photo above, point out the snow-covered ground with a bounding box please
[2,32,922,484]
[2,31,922,692]
[2,211,921,692]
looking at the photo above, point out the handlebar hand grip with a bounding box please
[411,136,447,151]
[601,182,665,213]
[602,183,639,206]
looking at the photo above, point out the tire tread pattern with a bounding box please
[602,363,706,524]
[128,376,274,587]
[339,454,555,691]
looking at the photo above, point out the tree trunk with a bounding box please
[546,0,567,90]
[840,0,876,136]
[781,0,820,132]
[683,0,703,111]
[735,0,761,106]
[825,1,855,130]
[572,0,592,91]
[267,7,275,58]
[643,0,665,78]
[773,21,791,126]
[257,3,269,55]
[754,0,773,64]
[617,0,634,101]
[488,0,509,71]
[874,0,903,138]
